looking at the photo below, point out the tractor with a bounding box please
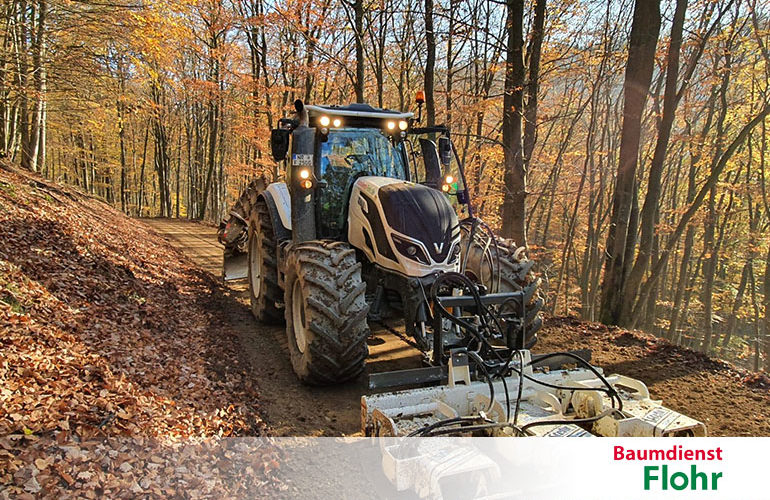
[218,98,542,385]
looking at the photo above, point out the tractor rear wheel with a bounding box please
[247,199,283,323]
[460,228,543,346]
[284,241,370,384]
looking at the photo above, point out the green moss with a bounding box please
[0,284,25,313]
[0,180,15,196]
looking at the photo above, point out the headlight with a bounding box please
[391,233,429,265]
[386,121,396,131]
[398,120,408,131]
[299,169,313,189]
[449,243,461,263]
[319,115,330,127]
[332,118,342,127]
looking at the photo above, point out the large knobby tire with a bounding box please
[460,228,544,346]
[247,199,283,323]
[284,241,370,385]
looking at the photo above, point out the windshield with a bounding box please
[316,128,407,239]
[319,128,407,180]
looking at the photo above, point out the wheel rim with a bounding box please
[249,230,262,298]
[291,279,308,354]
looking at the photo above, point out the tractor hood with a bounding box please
[347,176,461,277]
[378,182,458,261]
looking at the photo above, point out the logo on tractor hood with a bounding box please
[434,242,444,254]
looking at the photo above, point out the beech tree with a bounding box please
[500,0,527,245]
[600,0,661,326]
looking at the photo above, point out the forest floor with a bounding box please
[537,319,770,436]
[2,166,770,496]
[0,165,283,497]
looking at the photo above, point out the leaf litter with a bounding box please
[0,166,284,498]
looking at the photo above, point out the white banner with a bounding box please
[8,436,768,499]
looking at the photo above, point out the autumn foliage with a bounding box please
[0,164,285,497]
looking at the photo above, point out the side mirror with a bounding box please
[438,137,452,167]
[419,138,442,189]
[271,129,290,162]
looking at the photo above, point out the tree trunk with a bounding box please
[37,99,45,173]
[445,0,454,127]
[723,261,750,349]
[138,125,149,217]
[353,0,364,103]
[600,0,661,325]
[117,59,127,213]
[27,0,46,172]
[620,0,685,324]
[748,264,761,371]
[523,0,545,163]
[763,245,770,370]
[424,0,436,126]
[500,0,527,246]
[175,131,181,218]
[668,222,694,341]
[17,0,31,170]
[119,101,127,213]
[701,186,717,352]
[199,29,221,220]
[200,98,218,219]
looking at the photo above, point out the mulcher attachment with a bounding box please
[361,350,706,437]
[363,268,704,438]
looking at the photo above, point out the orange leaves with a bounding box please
[0,167,275,496]
[6,313,31,324]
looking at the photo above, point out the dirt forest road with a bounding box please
[142,218,421,436]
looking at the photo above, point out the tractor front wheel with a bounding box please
[460,228,543,347]
[284,241,370,384]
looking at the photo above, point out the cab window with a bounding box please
[316,128,408,238]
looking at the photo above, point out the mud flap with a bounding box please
[220,213,249,282]
[223,250,248,281]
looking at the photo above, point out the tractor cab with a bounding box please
[270,101,471,245]
[306,104,413,239]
